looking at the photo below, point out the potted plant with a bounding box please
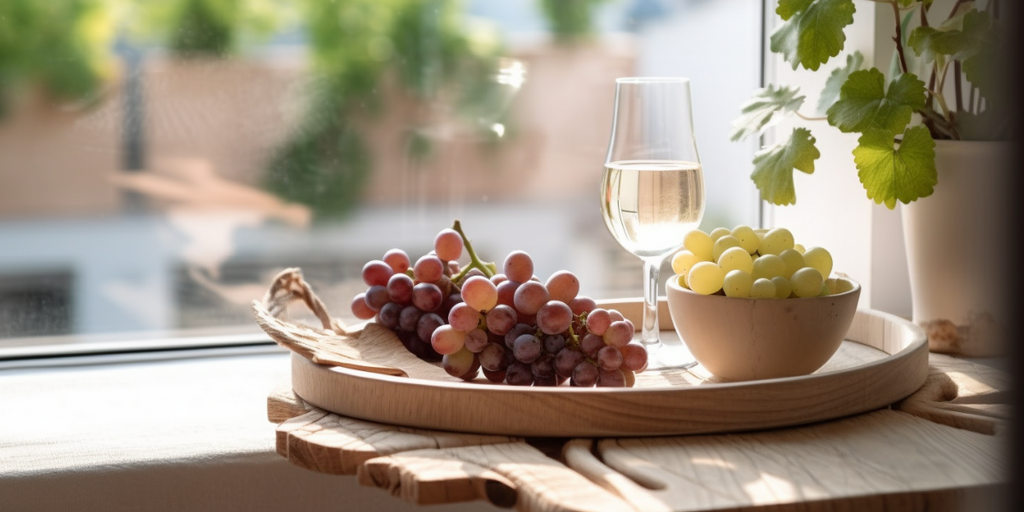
[729,0,1010,356]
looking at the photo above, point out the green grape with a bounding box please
[759,228,794,255]
[771,276,792,299]
[688,262,725,295]
[717,246,753,274]
[817,283,831,296]
[709,227,731,243]
[676,274,689,289]
[723,270,753,298]
[793,243,806,254]
[751,254,785,281]
[750,278,776,299]
[683,229,714,262]
[778,249,805,279]
[791,267,824,298]
[671,250,702,277]
[712,235,741,262]
[826,277,854,294]
[803,247,833,279]
[730,225,760,254]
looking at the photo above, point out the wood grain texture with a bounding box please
[360,442,636,512]
[275,406,519,476]
[895,353,1010,435]
[589,409,1006,512]
[254,299,457,380]
[288,309,928,437]
[267,356,1009,512]
[562,439,671,512]
[267,382,310,424]
[252,267,454,379]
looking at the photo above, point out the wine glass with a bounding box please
[600,77,705,371]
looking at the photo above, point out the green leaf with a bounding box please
[907,5,984,62]
[750,127,820,206]
[776,0,813,21]
[959,10,1003,103]
[826,69,925,134]
[817,51,862,115]
[729,85,805,142]
[769,0,856,71]
[938,1,975,31]
[905,3,974,66]
[852,126,936,209]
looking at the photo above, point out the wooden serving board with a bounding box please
[283,303,928,437]
[269,352,1009,512]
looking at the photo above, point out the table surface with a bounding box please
[268,352,1010,512]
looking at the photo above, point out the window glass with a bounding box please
[0,0,762,348]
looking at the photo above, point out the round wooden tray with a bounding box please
[288,302,928,437]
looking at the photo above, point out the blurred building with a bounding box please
[0,0,761,341]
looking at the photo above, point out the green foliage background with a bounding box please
[264,0,509,219]
[0,0,112,117]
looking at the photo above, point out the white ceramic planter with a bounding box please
[901,140,1011,356]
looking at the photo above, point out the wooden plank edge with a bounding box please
[562,439,670,512]
[268,383,311,423]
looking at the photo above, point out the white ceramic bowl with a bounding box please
[666,276,861,381]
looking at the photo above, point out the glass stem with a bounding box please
[641,257,663,347]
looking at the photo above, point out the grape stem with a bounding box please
[566,314,598,366]
[567,312,586,346]
[451,219,496,282]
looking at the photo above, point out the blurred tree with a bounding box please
[538,0,609,44]
[168,0,236,57]
[264,0,510,219]
[128,0,289,58]
[0,0,113,118]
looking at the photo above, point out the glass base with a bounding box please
[641,341,698,372]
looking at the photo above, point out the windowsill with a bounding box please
[2,338,1010,512]
[0,347,501,512]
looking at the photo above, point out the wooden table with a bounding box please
[267,353,1008,512]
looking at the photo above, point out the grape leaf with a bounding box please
[817,51,862,115]
[826,69,925,134]
[729,85,806,142]
[776,0,813,21]
[750,127,820,206]
[907,8,1002,103]
[770,0,856,71]
[907,5,984,63]
[959,11,1003,103]
[852,126,936,209]
[938,1,975,31]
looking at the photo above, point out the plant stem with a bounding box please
[953,60,963,113]
[926,87,960,139]
[891,1,909,74]
[926,67,937,109]
[795,112,827,121]
[451,220,496,282]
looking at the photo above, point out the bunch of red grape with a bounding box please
[350,222,648,387]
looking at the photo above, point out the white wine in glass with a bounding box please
[600,77,705,370]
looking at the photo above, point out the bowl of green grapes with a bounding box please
[665,226,860,381]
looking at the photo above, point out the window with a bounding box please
[0,0,763,353]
